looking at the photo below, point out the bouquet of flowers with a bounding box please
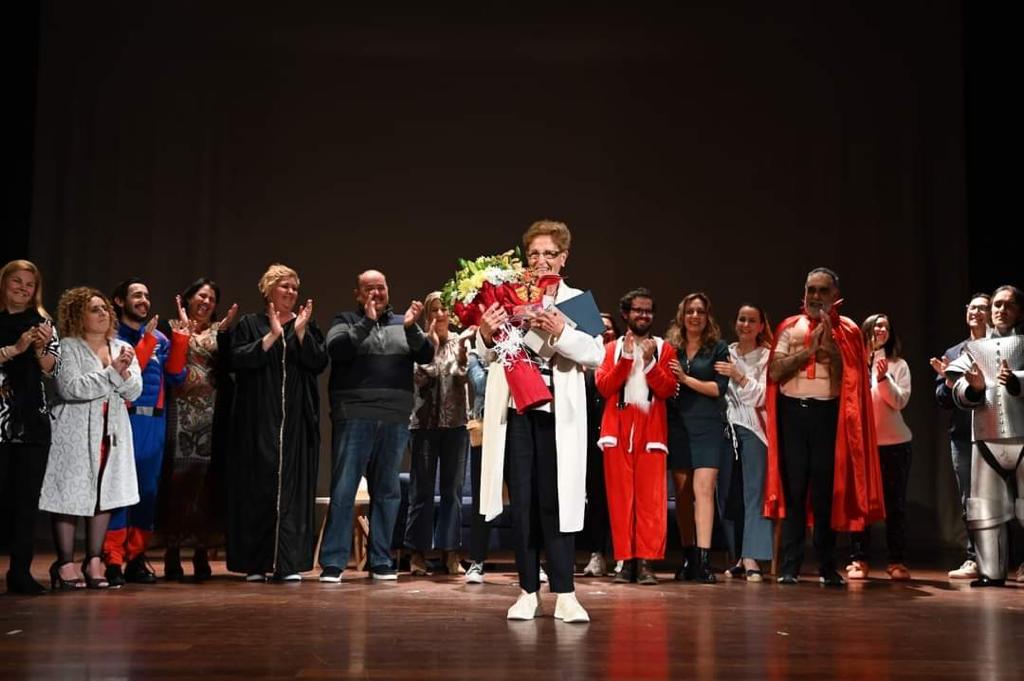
[441,250,560,413]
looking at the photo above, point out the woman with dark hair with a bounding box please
[404,291,469,576]
[715,304,774,581]
[226,264,327,582]
[0,260,59,594]
[666,292,730,583]
[39,287,142,589]
[847,313,913,581]
[160,278,237,580]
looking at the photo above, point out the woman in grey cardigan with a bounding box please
[39,287,142,589]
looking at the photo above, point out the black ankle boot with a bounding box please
[614,559,636,583]
[696,548,716,584]
[164,548,184,580]
[6,569,47,595]
[192,548,212,581]
[675,546,697,581]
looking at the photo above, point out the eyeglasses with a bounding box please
[629,308,654,316]
[526,250,562,261]
[966,304,990,312]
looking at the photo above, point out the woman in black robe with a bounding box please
[225,264,327,581]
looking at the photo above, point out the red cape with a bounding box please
[762,312,885,532]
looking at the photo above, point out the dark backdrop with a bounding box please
[7,0,1003,549]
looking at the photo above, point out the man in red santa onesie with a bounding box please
[595,288,678,585]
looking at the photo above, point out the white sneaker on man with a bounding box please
[1015,562,1024,582]
[554,592,590,623]
[947,560,978,579]
[582,552,607,577]
[539,566,549,583]
[465,562,485,584]
[507,590,541,620]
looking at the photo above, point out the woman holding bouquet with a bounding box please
[476,219,604,623]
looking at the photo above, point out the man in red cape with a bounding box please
[763,267,885,585]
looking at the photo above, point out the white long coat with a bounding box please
[477,284,604,532]
[39,336,143,516]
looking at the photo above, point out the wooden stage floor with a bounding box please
[2,553,1022,680]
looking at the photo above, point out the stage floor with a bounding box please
[2,553,1022,680]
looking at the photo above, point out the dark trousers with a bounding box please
[582,444,610,555]
[468,444,498,563]
[404,427,468,552]
[777,396,838,576]
[505,409,575,594]
[950,438,977,561]
[851,442,912,563]
[0,443,48,575]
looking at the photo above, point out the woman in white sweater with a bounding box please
[847,313,913,581]
[39,288,142,589]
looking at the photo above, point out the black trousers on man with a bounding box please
[777,396,838,577]
[505,409,575,594]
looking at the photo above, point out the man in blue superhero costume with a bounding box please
[104,278,188,586]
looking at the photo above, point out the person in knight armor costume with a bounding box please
[948,284,1024,587]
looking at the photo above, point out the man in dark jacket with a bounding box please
[318,270,432,582]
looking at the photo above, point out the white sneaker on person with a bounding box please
[582,552,607,577]
[465,562,485,584]
[539,566,549,583]
[553,592,590,623]
[1016,562,1024,582]
[507,590,541,620]
[947,560,978,579]
[276,573,302,582]
[245,573,266,582]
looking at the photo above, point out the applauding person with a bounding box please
[226,264,327,582]
[40,288,142,590]
[715,304,774,581]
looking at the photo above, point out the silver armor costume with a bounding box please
[947,333,1024,582]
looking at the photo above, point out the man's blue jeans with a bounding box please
[319,419,409,572]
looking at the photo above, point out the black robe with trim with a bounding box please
[225,313,328,576]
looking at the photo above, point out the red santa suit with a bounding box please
[596,336,678,560]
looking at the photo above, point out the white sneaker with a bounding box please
[582,552,607,577]
[947,560,978,579]
[613,560,624,576]
[277,573,302,582]
[245,573,266,582]
[1015,562,1024,582]
[554,592,590,623]
[465,562,485,585]
[507,590,541,620]
[539,566,549,583]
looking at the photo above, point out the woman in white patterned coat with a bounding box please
[39,287,142,589]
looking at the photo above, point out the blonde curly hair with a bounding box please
[58,287,115,340]
[257,263,300,300]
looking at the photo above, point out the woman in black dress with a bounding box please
[225,264,327,582]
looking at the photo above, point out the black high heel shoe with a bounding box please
[49,561,85,591]
[81,557,110,589]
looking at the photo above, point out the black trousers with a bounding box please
[468,444,497,563]
[777,396,838,576]
[581,443,611,555]
[851,441,912,563]
[505,409,575,594]
[0,442,48,574]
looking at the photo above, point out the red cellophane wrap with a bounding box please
[452,276,562,414]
